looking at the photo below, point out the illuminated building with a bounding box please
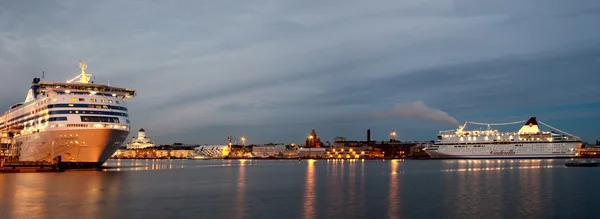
[305,128,322,148]
[126,128,156,149]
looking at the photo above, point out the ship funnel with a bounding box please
[518,117,540,134]
[524,117,538,126]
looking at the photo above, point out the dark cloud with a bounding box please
[1,0,600,144]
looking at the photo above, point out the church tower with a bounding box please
[305,128,322,148]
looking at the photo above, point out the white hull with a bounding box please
[425,142,580,159]
[16,129,129,164]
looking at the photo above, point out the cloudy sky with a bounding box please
[1,0,600,144]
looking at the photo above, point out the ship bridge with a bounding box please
[33,61,136,99]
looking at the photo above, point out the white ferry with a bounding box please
[0,61,135,168]
[424,117,582,158]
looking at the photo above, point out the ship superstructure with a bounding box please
[424,117,582,158]
[0,61,135,168]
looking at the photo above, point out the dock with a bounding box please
[1,159,63,173]
[1,155,64,173]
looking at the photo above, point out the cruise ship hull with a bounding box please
[15,129,129,168]
[425,142,580,159]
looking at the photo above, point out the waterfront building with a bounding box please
[298,148,326,158]
[126,128,156,149]
[252,145,275,157]
[193,145,230,158]
[305,128,322,148]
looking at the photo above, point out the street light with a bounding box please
[241,137,246,146]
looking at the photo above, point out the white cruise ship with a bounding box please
[0,61,135,168]
[424,117,582,158]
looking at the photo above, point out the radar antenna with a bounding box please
[67,60,93,83]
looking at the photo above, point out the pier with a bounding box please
[1,156,63,173]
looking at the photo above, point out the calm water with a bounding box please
[1,159,599,219]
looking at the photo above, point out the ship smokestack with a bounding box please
[31,78,41,98]
[367,129,371,145]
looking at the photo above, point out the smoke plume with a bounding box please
[375,101,460,126]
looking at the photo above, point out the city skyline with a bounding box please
[1,0,600,144]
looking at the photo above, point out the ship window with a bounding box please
[101,99,106,103]
[79,98,85,102]
[48,117,68,121]
[109,100,113,103]
[80,116,120,123]
[116,101,120,104]
[91,98,97,102]
[70,97,77,102]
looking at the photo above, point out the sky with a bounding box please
[1,0,600,145]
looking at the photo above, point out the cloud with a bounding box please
[1,0,600,143]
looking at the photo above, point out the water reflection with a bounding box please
[347,159,357,217]
[302,159,316,219]
[326,159,342,218]
[103,159,231,171]
[1,159,594,219]
[236,159,247,219]
[518,160,542,217]
[441,159,550,218]
[8,174,47,219]
[441,159,555,172]
[0,171,122,219]
[388,159,400,219]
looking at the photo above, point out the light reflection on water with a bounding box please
[236,159,247,219]
[388,159,400,219]
[1,159,599,219]
[301,159,316,219]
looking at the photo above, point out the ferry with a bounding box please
[0,61,135,168]
[424,117,582,158]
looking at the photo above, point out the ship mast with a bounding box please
[66,61,93,83]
